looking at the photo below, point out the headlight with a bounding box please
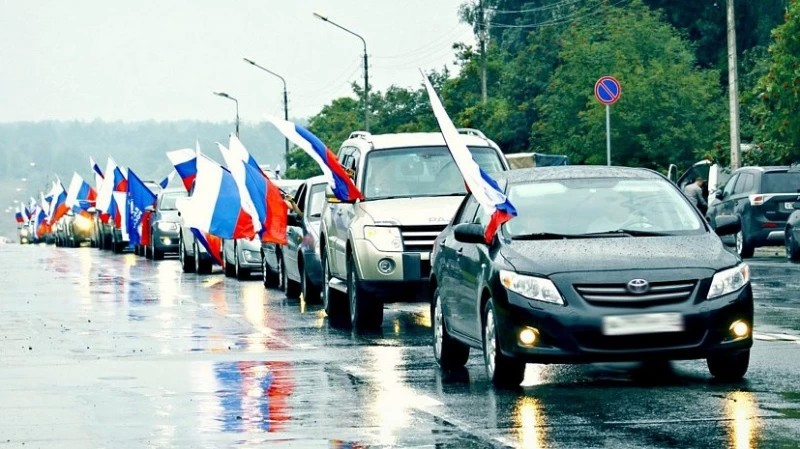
[74,215,92,231]
[499,270,565,305]
[157,221,178,232]
[363,226,402,252]
[707,263,750,299]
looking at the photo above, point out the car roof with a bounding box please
[344,132,497,151]
[735,165,794,172]
[493,165,664,184]
[159,188,187,196]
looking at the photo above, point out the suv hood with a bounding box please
[501,234,740,276]
[358,196,463,226]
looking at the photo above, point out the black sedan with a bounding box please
[786,203,800,261]
[430,166,753,387]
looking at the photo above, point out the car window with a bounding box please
[307,183,327,220]
[733,173,750,195]
[294,184,307,212]
[505,177,704,236]
[740,173,755,192]
[362,146,505,200]
[722,174,739,198]
[762,172,800,194]
[456,195,480,224]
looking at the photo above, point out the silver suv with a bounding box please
[320,129,509,329]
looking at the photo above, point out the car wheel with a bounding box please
[735,229,754,258]
[432,288,469,369]
[194,241,212,275]
[301,259,321,304]
[283,256,301,298]
[707,349,750,381]
[223,244,236,278]
[786,231,800,262]
[262,249,280,288]
[179,234,195,273]
[322,249,348,325]
[151,236,164,261]
[348,255,383,330]
[235,247,250,280]
[483,298,525,388]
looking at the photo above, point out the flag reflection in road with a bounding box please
[213,361,294,433]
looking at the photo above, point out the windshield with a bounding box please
[362,146,505,200]
[307,183,326,221]
[504,177,705,237]
[762,172,800,194]
[159,192,186,211]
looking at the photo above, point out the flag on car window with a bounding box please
[47,180,69,226]
[89,157,104,189]
[14,207,23,224]
[265,116,364,202]
[65,172,97,216]
[125,169,157,247]
[166,148,198,193]
[420,70,517,243]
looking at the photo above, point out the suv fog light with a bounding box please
[730,320,750,338]
[519,327,538,346]
[377,258,395,274]
[161,237,172,245]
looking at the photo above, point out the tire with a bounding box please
[262,249,280,288]
[786,230,800,262]
[735,229,754,258]
[322,248,348,325]
[194,241,212,275]
[483,298,525,388]
[432,288,469,369]
[301,258,321,304]
[707,349,750,381]
[151,235,164,260]
[347,255,383,330]
[179,234,195,273]
[223,244,236,278]
[283,256,301,298]
[235,247,250,280]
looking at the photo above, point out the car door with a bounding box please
[709,173,739,223]
[285,183,307,283]
[441,196,481,336]
[459,205,493,339]
[328,147,358,277]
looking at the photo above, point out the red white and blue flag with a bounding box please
[65,172,97,216]
[176,153,257,240]
[166,148,198,193]
[126,169,157,247]
[14,207,23,224]
[222,136,288,244]
[47,180,70,226]
[420,71,516,243]
[266,117,363,202]
[190,229,224,266]
[89,157,104,189]
[95,157,119,219]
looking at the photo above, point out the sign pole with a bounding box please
[606,104,611,166]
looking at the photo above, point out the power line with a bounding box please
[489,0,629,29]
[492,0,585,15]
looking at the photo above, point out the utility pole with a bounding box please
[363,45,370,132]
[726,0,741,170]
[478,0,487,104]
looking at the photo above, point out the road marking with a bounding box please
[754,332,800,342]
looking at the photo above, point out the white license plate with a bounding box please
[786,202,796,210]
[602,313,684,336]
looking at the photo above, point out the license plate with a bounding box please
[602,313,684,336]
[786,202,796,210]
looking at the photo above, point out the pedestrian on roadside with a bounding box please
[684,176,708,215]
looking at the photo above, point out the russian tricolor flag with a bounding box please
[176,153,257,240]
[48,181,69,226]
[166,148,198,193]
[66,173,97,215]
[15,207,23,224]
[89,157,104,189]
[420,70,516,243]
[266,117,363,202]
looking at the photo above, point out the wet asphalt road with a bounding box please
[1,244,800,449]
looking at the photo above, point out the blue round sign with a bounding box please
[594,76,621,105]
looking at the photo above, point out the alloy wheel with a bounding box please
[485,309,497,378]
[434,295,444,360]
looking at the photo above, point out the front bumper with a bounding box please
[351,239,432,302]
[237,245,263,269]
[152,229,180,252]
[494,285,754,364]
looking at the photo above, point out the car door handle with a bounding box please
[456,247,463,258]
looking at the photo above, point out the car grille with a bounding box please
[574,329,707,352]
[400,225,446,252]
[574,280,697,308]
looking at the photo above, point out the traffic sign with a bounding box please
[595,76,621,105]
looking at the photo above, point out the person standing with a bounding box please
[684,177,708,215]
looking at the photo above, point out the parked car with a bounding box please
[144,188,186,260]
[262,176,327,301]
[707,165,800,258]
[177,217,214,274]
[320,129,509,329]
[431,166,753,387]
[786,205,800,261]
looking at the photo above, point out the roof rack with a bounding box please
[348,131,372,140]
[457,128,487,139]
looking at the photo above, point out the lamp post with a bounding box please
[212,91,240,137]
[313,12,369,132]
[243,57,289,166]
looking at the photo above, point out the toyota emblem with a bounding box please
[627,279,650,294]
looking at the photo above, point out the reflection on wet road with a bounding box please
[1,245,799,448]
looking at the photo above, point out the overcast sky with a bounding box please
[0,0,474,123]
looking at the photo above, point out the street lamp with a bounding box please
[313,12,369,132]
[212,91,240,137]
[243,57,289,166]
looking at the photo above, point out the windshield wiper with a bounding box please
[585,229,672,237]
[512,232,589,240]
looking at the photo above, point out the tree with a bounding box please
[531,0,725,171]
[751,0,800,164]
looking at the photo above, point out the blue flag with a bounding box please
[126,169,157,247]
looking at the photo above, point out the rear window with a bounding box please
[762,172,800,194]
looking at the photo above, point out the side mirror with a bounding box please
[714,215,741,237]
[325,185,353,204]
[287,212,301,227]
[715,190,724,200]
[453,223,486,244]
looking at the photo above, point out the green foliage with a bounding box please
[751,0,800,164]
[284,148,321,180]
[531,0,725,171]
